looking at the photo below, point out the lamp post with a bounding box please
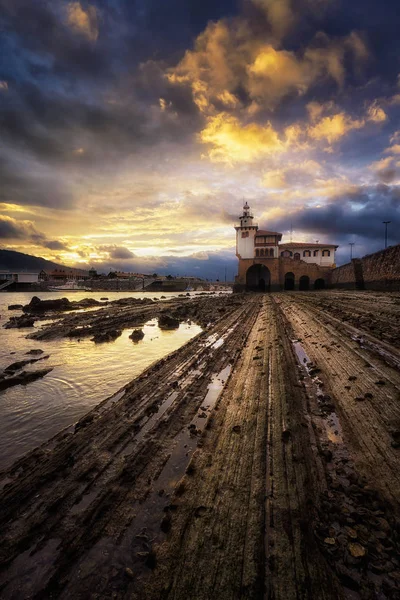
[383,221,391,249]
[349,242,354,260]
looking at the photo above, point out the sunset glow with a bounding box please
[1,0,399,277]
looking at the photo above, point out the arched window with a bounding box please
[313,250,319,256]
[269,248,274,257]
[281,250,291,257]
[260,248,264,257]
[322,249,331,257]
[255,249,259,257]
[294,252,300,260]
[303,250,311,257]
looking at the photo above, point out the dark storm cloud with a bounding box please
[273,184,400,243]
[42,240,70,251]
[0,216,70,250]
[0,0,209,209]
[108,246,136,259]
[0,216,36,240]
[0,155,74,209]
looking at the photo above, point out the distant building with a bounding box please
[0,270,40,290]
[234,202,338,291]
[44,269,89,281]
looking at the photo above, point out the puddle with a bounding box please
[325,412,343,444]
[351,334,400,371]
[115,364,232,571]
[292,339,344,445]
[133,391,179,446]
[204,326,236,351]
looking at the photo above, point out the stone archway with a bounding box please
[284,272,295,290]
[246,264,271,292]
[299,275,310,291]
[314,278,325,290]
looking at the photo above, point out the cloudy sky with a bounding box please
[1,0,399,278]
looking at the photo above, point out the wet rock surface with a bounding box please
[0,367,53,391]
[158,313,180,330]
[129,329,145,342]
[0,291,399,599]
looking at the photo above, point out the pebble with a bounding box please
[348,542,366,557]
[324,537,336,545]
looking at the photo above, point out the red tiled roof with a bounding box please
[279,242,338,248]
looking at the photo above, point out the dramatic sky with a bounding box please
[1,0,399,278]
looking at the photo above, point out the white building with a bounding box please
[234,202,338,291]
[279,243,337,268]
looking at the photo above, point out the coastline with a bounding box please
[0,291,399,598]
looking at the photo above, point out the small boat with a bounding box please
[48,280,91,292]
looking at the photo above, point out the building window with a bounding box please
[269,248,274,257]
[313,250,319,256]
[294,252,300,260]
[255,249,259,257]
[322,249,331,257]
[303,250,311,257]
[260,248,264,257]
[241,231,249,238]
[281,250,291,257]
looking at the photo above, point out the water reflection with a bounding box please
[0,292,204,470]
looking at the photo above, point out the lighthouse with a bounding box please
[233,201,338,292]
[235,201,258,259]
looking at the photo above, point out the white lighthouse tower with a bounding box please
[235,201,258,259]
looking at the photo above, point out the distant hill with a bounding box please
[0,249,74,272]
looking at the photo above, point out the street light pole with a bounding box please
[383,221,391,249]
[349,242,354,260]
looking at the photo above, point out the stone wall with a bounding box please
[361,245,400,290]
[330,261,359,289]
[330,245,400,291]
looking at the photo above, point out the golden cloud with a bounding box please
[262,159,322,189]
[199,113,283,163]
[366,102,387,123]
[308,113,365,144]
[252,0,295,40]
[385,144,400,154]
[369,156,394,172]
[66,2,98,41]
[167,14,368,113]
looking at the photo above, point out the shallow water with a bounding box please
[0,291,207,470]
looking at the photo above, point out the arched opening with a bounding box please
[299,275,310,291]
[269,248,274,257]
[260,248,264,257]
[303,250,311,257]
[294,252,300,260]
[284,272,295,291]
[314,278,325,290]
[246,264,271,292]
[255,249,259,257]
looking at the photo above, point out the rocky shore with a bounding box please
[0,290,399,599]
